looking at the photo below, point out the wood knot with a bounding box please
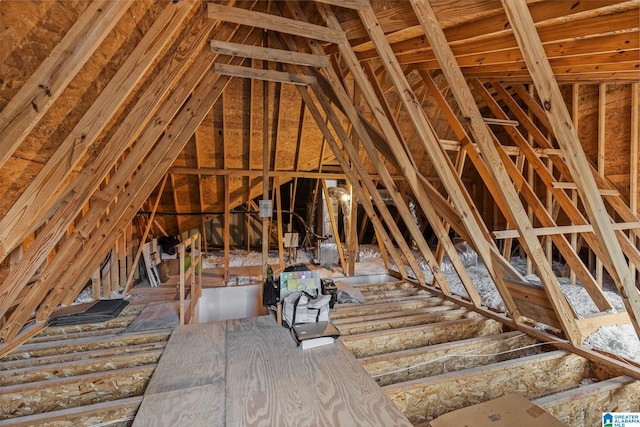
[543,100,551,111]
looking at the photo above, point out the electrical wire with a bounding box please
[371,334,569,379]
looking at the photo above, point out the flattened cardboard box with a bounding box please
[429,393,568,427]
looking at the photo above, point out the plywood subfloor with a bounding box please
[124,301,180,333]
[133,316,412,427]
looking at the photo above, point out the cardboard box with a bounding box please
[429,393,568,427]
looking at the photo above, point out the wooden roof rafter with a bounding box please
[0,13,259,354]
[0,1,206,338]
[410,0,593,344]
[355,1,639,83]
[473,81,615,314]
[269,20,424,284]
[359,60,483,305]
[323,0,529,316]
[0,1,199,265]
[502,0,640,338]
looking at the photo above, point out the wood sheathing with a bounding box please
[0,0,639,418]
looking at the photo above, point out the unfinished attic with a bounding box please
[1,0,639,425]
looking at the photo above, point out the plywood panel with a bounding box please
[224,316,412,426]
[143,322,226,394]
[0,0,158,217]
[125,301,180,333]
[132,383,224,427]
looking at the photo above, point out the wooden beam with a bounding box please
[0,322,45,360]
[632,82,639,216]
[417,71,526,282]
[360,331,538,386]
[552,182,619,196]
[334,3,523,319]
[214,62,316,86]
[290,100,305,239]
[207,3,344,44]
[383,351,587,424]
[341,318,504,358]
[355,2,638,62]
[124,175,169,294]
[631,83,639,283]
[398,28,640,69]
[55,70,237,307]
[360,62,481,305]
[0,349,162,386]
[474,81,614,312]
[168,166,412,180]
[0,365,155,419]
[338,307,471,336]
[321,180,348,274]
[194,116,208,257]
[596,83,607,287]
[312,0,370,11]
[341,0,548,41]
[333,297,450,321]
[409,0,582,343]
[392,271,640,380]
[261,37,270,288]
[572,84,580,285]
[295,84,411,280]
[0,43,212,321]
[575,311,632,337]
[210,40,329,68]
[0,341,166,371]
[0,0,134,169]
[224,175,230,283]
[2,330,170,361]
[346,181,357,276]
[483,117,520,126]
[0,26,258,343]
[1,396,143,427]
[306,65,434,285]
[307,6,502,295]
[2,16,216,319]
[274,177,285,272]
[536,376,640,426]
[494,222,640,239]
[0,1,197,263]
[488,81,640,270]
[502,0,640,339]
[18,69,238,337]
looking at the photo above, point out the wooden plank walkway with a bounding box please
[125,301,180,333]
[133,316,412,426]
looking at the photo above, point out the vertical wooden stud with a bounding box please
[596,83,606,287]
[224,174,230,283]
[275,176,285,271]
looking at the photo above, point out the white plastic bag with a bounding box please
[283,291,330,326]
